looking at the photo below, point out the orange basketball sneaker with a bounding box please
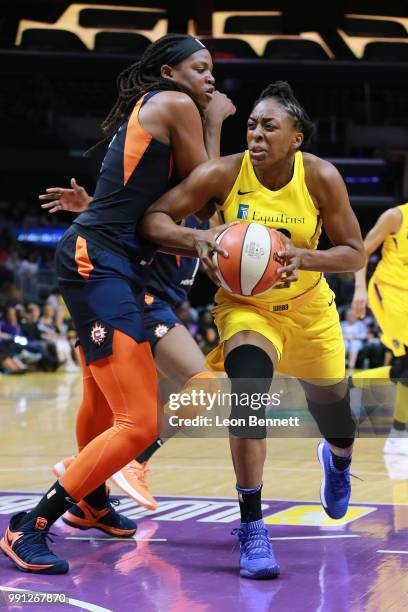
[52,457,157,511]
[110,461,158,511]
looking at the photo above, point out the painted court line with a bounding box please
[2,490,407,507]
[0,586,112,612]
[377,549,408,555]
[65,536,167,542]
[269,535,360,541]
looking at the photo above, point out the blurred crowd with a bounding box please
[0,290,79,374]
[0,215,391,375]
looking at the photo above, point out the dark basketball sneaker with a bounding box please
[62,498,137,537]
[0,512,68,574]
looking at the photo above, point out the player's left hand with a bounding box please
[275,235,303,288]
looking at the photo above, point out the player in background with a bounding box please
[352,204,408,455]
[0,34,233,575]
[40,179,221,510]
[140,81,365,579]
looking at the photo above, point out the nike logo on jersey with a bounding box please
[237,190,254,195]
[328,296,334,306]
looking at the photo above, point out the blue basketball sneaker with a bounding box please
[62,497,137,537]
[0,512,68,574]
[233,520,280,579]
[318,440,351,519]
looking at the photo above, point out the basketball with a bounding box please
[213,223,285,296]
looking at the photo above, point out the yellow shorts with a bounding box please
[206,278,345,382]
[368,276,408,357]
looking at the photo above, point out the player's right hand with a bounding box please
[39,178,92,214]
[205,91,236,123]
[351,287,368,319]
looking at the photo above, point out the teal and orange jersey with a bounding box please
[74,90,174,269]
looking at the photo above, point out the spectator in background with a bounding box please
[17,251,39,302]
[199,326,219,355]
[38,304,79,372]
[341,308,368,369]
[0,309,27,374]
[356,324,385,369]
[20,303,59,371]
[46,288,71,323]
[175,300,199,337]
[198,308,215,336]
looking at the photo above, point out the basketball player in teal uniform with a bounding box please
[1,34,234,574]
[41,177,214,509]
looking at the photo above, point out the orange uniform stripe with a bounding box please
[75,235,94,280]
[123,95,152,185]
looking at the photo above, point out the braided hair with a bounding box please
[253,81,315,148]
[101,33,201,138]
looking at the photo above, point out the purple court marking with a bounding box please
[0,492,408,611]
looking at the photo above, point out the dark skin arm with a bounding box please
[141,152,366,282]
[39,91,233,219]
[140,155,240,278]
[140,154,297,283]
[297,155,366,272]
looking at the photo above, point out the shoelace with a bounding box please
[231,527,273,560]
[330,464,352,499]
[16,530,58,563]
[108,497,121,509]
[126,462,150,486]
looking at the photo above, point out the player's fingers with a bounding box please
[201,258,220,286]
[277,261,297,275]
[39,193,62,200]
[212,242,228,258]
[41,200,60,209]
[354,301,367,319]
[285,270,298,283]
[46,187,68,193]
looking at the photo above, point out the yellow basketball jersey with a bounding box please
[216,150,322,304]
[375,203,408,287]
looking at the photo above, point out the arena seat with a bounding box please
[224,15,283,35]
[94,32,150,56]
[363,42,408,62]
[200,37,258,59]
[79,8,164,31]
[20,29,88,52]
[343,18,407,38]
[264,39,330,60]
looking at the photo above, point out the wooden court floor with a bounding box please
[1,371,408,507]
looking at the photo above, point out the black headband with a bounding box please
[163,37,207,66]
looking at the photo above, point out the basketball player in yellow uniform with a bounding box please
[141,81,365,579]
[352,204,408,454]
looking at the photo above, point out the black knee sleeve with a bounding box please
[307,389,356,448]
[224,345,274,438]
[390,353,408,387]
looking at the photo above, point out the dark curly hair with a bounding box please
[253,81,315,147]
[102,33,202,138]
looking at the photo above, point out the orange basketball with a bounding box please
[213,223,285,296]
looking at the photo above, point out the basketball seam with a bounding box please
[239,223,250,295]
[252,228,273,296]
[215,227,233,292]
